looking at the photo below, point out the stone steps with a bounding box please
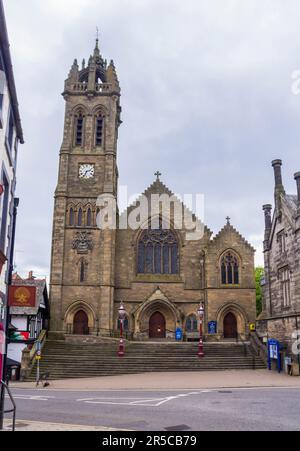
[26,339,266,381]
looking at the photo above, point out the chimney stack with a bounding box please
[28,271,34,280]
[272,159,285,215]
[263,204,272,250]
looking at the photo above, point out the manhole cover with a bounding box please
[165,425,191,431]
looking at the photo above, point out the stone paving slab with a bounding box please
[3,419,129,432]
[10,370,300,391]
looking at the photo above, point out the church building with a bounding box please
[49,40,256,342]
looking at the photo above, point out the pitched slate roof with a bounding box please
[285,194,298,214]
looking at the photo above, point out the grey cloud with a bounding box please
[4,0,300,276]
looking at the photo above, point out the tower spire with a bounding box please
[94,27,100,58]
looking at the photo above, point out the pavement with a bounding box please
[3,419,129,432]
[10,369,300,391]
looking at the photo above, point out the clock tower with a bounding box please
[49,39,121,336]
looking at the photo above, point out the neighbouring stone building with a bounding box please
[258,160,300,357]
[49,40,256,342]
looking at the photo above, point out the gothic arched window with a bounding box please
[95,208,100,227]
[75,112,84,146]
[87,208,92,227]
[79,259,88,283]
[186,315,198,332]
[69,208,74,226]
[95,114,104,147]
[78,208,83,227]
[221,252,240,285]
[137,224,179,275]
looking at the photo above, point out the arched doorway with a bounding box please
[223,312,237,339]
[149,312,166,339]
[73,310,89,335]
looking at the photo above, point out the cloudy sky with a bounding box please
[4,0,300,279]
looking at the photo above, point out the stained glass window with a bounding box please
[221,252,239,285]
[69,208,74,226]
[137,223,179,275]
[87,208,92,227]
[78,208,83,227]
[79,259,87,283]
[186,315,198,332]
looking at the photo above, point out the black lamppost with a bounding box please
[118,301,126,358]
[197,302,205,358]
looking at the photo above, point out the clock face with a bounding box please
[79,164,95,179]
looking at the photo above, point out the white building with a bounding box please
[0,0,24,328]
[8,272,50,367]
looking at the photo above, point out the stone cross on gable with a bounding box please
[155,171,162,181]
[226,216,231,225]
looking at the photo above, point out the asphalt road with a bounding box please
[5,387,300,431]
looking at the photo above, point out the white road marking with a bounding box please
[9,394,55,402]
[77,391,211,407]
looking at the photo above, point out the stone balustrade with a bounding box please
[68,82,113,93]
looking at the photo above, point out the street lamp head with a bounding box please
[197,302,205,318]
[118,301,126,320]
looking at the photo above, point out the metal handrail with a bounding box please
[1,381,16,432]
[29,330,47,363]
[236,334,248,357]
[139,329,176,335]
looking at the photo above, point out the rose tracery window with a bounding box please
[137,226,179,275]
[221,252,239,285]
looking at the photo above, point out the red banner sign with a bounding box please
[9,286,37,308]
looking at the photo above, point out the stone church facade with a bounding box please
[49,41,256,341]
[258,160,300,355]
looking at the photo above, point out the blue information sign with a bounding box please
[268,339,282,373]
[208,321,217,335]
[175,328,183,341]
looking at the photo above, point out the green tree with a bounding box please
[255,267,265,316]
